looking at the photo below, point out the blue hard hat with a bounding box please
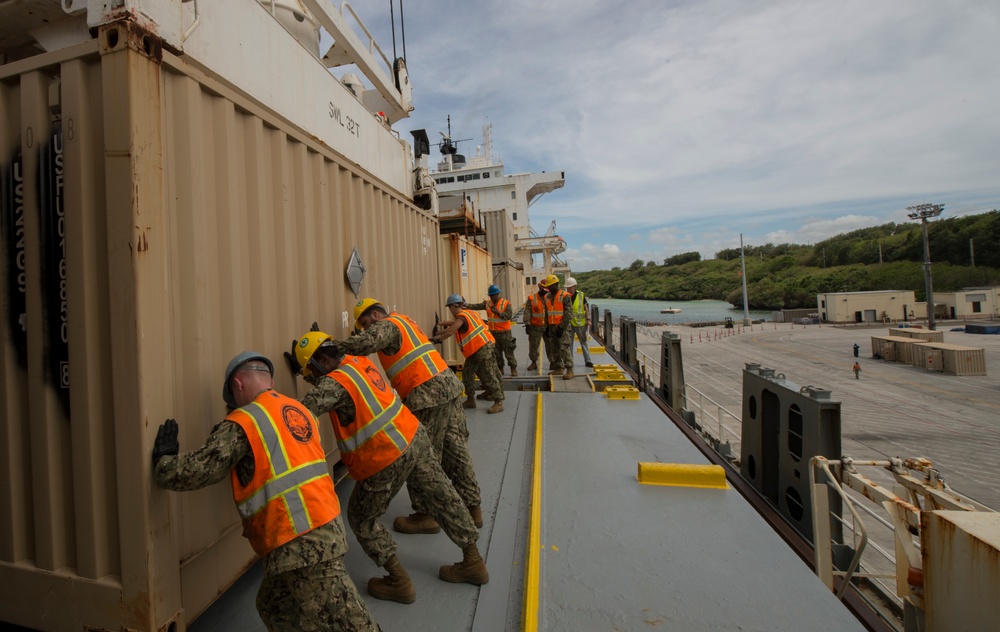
[445,293,465,306]
[223,351,273,408]
[487,285,501,296]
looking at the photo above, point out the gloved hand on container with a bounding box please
[152,418,179,466]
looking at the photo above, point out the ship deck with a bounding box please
[190,326,864,632]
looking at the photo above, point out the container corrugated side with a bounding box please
[0,26,439,631]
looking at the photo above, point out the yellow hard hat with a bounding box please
[540,274,560,288]
[295,331,332,378]
[353,298,386,329]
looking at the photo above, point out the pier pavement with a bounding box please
[635,320,1000,510]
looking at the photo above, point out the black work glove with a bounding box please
[153,418,179,465]
[430,336,442,344]
[284,339,302,376]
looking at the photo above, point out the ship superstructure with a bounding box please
[431,118,568,296]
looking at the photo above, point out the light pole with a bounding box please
[907,203,944,330]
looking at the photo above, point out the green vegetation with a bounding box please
[575,210,1000,310]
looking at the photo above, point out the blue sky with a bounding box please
[358,0,1000,272]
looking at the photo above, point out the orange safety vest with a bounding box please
[527,293,546,326]
[455,309,494,358]
[378,312,448,398]
[228,390,341,557]
[545,289,569,325]
[486,298,512,332]
[326,355,419,481]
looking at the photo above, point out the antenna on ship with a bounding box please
[436,115,472,170]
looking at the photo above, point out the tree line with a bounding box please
[575,210,1000,310]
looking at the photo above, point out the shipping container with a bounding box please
[0,3,438,630]
[910,342,987,376]
[889,327,944,343]
[870,335,925,365]
[435,233,492,366]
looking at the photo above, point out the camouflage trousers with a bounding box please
[526,326,545,364]
[408,395,482,512]
[543,326,574,370]
[348,425,478,567]
[257,518,380,632]
[462,342,504,401]
[491,330,517,373]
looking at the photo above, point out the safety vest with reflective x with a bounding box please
[228,390,341,557]
[378,312,448,399]
[455,309,494,358]
[327,355,419,481]
[486,298,512,332]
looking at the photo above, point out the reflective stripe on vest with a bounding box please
[570,291,587,327]
[527,294,545,326]
[486,298,512,331]
[379,314,447,398]
[326,356,419,480]
[456,310,493,358]
[335,363,410,453]
[229,392,340,556]
[546,290,567,325]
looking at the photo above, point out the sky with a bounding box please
[353,0,1000,272]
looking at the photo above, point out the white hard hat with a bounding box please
[565,277,577,287]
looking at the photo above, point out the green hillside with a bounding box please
[575,210,1000,310]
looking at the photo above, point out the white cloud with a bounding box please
[388,0,1000,270]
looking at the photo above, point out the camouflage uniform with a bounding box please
[467,299,517,374]
[154,417,379,632]
[523,291,547,368]
[336,320,481,511]
[543,289,575,370]
[301,375,479,567]
[462,342,504,401]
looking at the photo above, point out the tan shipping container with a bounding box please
[888,327,945,343]
[910,342,987,376]
[870,335,927,365]
[436,233,492,366]
[0,23,439,632]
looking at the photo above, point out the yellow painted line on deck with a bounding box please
[522,391,544,631]
[637,462,729,489]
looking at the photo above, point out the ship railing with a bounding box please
[809,456,994,631]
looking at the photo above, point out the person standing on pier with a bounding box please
[853,343,860,358]
[853,362,862,380]
[152,352,381,631]
[523,282,548,372]
[565,277,593,369]
[540,274,575,379]
[467,285,517,377]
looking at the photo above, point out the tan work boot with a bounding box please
[463,396,476,409]
[393,512,441,534]
[488,401,503,414]
[526,362,537,371]
[369,555,416,603]
[563,368,575,380]
[439,544,490,585]
[476,391,492,400]
[510,368,518,377]
[548,367,564,375]
[468,505,483,528]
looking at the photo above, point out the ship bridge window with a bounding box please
[513,212,517,221]
[445,177,454,183]
[457,175,466,182]
[471,173,480,180]
[483,172,490,179]
[511,191,516,200]
[495,170,501,177]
